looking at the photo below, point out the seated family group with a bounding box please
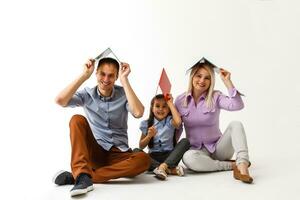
[53,55,253,197]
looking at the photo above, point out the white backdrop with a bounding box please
[0,0,299,199]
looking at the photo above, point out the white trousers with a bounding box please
[182,121,249,172]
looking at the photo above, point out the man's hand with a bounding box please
[82,58,95,80]
[119,62,131,81]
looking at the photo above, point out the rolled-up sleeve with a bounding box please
[217,88,244,111]
[67,89,87,107]
[165,116,175,129]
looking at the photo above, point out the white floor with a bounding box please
[27,154,299,200]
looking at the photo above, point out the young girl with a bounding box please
[138,94,190,180]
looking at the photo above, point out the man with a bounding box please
[53,57,151,197]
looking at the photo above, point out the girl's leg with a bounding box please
[149,152,169,171]
[132,148,161,171]
[150,152,170,180]
[164,138,190,168]
[149,157,161,171]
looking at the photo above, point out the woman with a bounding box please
[175,59,253,183]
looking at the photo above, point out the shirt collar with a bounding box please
[187,91,207,101]
[186,91,216,113]
[154,117,167,127]
[97,86,115,101]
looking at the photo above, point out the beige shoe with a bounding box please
[153,167,167,180]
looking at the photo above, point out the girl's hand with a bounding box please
[147,126,157,138]
[165,93,173,103]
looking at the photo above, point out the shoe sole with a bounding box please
[154,174,166,180]
[70,185,94,197]
[52,170,67,185]
[234,175,253,184]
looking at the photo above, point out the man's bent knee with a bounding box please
[69,114,88,127]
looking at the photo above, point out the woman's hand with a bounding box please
[220,68,231,82]
[219,68,234,89]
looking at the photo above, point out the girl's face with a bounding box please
[192,67,211,94]
[152,98,170,121]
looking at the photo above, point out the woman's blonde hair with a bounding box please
[183,64,215,108]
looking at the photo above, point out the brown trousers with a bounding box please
[69,114,151,183]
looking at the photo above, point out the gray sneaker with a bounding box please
[70,173,93,197]
[53,170,75,185]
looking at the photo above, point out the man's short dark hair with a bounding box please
[97,57,120,73]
